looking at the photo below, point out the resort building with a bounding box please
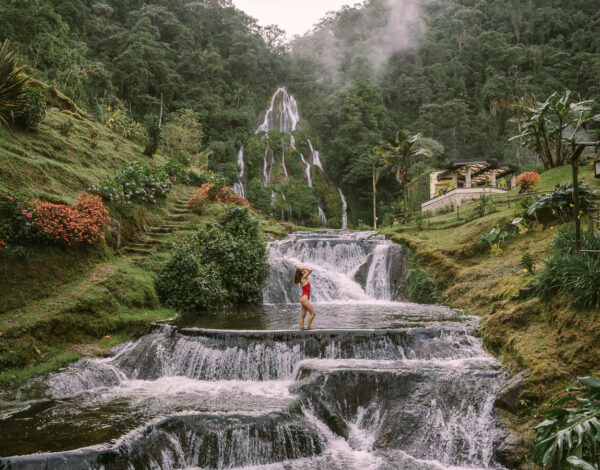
[422,160,518,212]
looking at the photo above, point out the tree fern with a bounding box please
[532,377,600,469]
[0,40,28,126]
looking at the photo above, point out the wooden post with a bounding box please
[570,144,586,253]
[427,210,430,227]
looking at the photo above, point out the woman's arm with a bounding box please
[302,268,312,280]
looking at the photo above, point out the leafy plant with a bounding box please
[521,251,536,274]
[156,207,269,311]
[0,40,28,126]
[0,195,39,246]
[533,254,600,311]
[407,267,440,304]
[90,161,171,205]
[528,183,598,221]
[532,376,600,469]
[552,227,600,258]
[13,85,46,130]
[102,107,144,142]
[143,113,162,157]
[480,223,519,249]
[473,194,492,218]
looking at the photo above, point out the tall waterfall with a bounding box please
[281,139,289,180]
[256,87,300,134]
[318,206,327,227]
[300,153,312,187]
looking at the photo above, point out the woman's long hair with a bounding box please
[293,268,303,284]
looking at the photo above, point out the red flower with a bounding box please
[27,212,32,218]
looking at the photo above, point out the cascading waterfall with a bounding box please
[0,235,509,468]
[338,188,348,229]
[281,139,289,180]
[308,139,324,172]
[233,146,246,198]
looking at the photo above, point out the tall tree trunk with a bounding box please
[372,163,377,229]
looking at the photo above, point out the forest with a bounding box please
[2,0,598,224]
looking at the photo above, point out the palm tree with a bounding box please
[380,130,433,202]
[0,41,28,126]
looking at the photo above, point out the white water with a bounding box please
[234,146,246,198]
[338,188,348,229]
[299,153,312,187]
[281,140,289,180]
[318,206,327,227]
[256,87,300,134]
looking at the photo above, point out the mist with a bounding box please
[291,0,425,84]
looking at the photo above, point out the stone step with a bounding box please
[171,208,190,214]
[166,214,187,222]
[123,247,155,255]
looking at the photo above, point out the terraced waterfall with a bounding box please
[0,231,509,469]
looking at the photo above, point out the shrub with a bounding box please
[162,108,204,164]
[0,40,27,126]
[156,207,270,311]
[532,376,600,469]
[186,181,250,214]
[35,193,109,246]
[515,171,541,192]
[480,223,518,249]
[552,226,600,257]
[527,183,598,221]
[533,254,600,310]
[407,267,440,304]
[102,107,144,142]
[90,161,171,205]
[0,195,38,246]
[13,85,46,130]
[520,251,536,274]
[143,113,162,157]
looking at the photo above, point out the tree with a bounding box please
[359,147,386,228]
[380,130,433,202]
[162,109,204,164]
[143,114,162,157]
[511,91,599,170]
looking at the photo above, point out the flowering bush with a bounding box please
[187,180,250,214]
[90,161,171,205]
[102,107,145,142]
[35,193,109,246]
[515,171,541,192]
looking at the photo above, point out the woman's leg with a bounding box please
[301,298,316,329]
[300,305,307,329]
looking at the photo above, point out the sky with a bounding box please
[231,0,352,37]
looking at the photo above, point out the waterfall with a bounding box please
[233,146,245,198]
[338,188,348,229]
[318,206,327,227]
[263,231,407,303]
[300,153,312,187]
[271,190,276,206]
[282,139,289,180]
[256,87,300,134]
[308,139,324,172]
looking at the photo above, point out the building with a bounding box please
[421,160,518,212]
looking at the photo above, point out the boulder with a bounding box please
[495,370,530,413]
[494,433,526,468]
[106,218,122,249]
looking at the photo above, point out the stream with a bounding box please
[0,230,508,469]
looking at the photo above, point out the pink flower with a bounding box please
[22,209,27,214]
[27,212,33,218]
[9,197,14,201]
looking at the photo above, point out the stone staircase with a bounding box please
[122,195,192,260]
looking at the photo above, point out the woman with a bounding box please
[293,266,316,330]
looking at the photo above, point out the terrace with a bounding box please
[422,160,518,212]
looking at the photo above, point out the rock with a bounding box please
[50,106,61,112]
[495,370,529,413]
[113,138,124,150]
[106,218,122,249]
[494,433,526,468]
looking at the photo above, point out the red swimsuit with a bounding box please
[301,281,311,300]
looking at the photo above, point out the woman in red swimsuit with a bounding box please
[293,266,316,330]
